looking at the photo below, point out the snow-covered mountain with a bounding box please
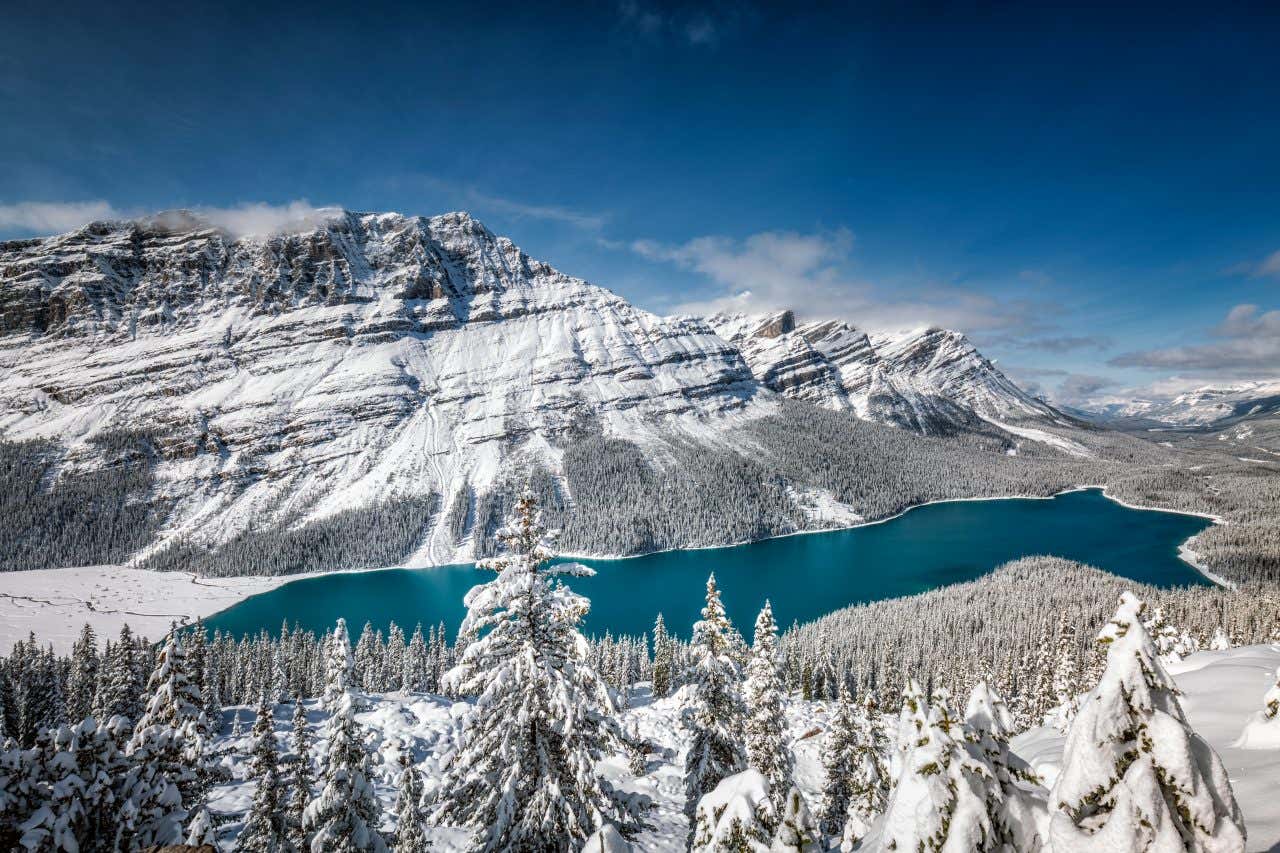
[0,210,1069,566]
[1086,380,1280,428]
[707,310,1062,434]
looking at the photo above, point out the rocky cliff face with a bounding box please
[0,211,1068,567]
[708,310,1060,434]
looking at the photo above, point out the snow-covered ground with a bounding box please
[0,565,295,652]
[203,645,1280,851]
[1014,644,1280,852]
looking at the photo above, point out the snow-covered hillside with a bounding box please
[194,643,1280,851]
[0,211,1077,570]
[708,310,1063,434]
[0,211,762,565]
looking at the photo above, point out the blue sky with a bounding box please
[2,1,1278,405]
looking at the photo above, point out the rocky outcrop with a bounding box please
[708,312,1062,433]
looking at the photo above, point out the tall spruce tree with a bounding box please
[238,694,293,853]
[429,490,631,851]
[288,696,314,852]
[392,743,428,853]
[302,625,386,853]
[651,614,673,699]
[67,623,99,724]
[743,601,791,815]
[682,573,747,831]
[817,683,859,837]
[1050,592,1246,851]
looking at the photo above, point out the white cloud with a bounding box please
[0,199,342,239]
[462,189,606,231]
[191,201,343,237]
[0,200,125,233]
[630,227,1043,335]
[1110,303,1280,373]
[616,1,745,46]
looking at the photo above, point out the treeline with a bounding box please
[0,435,168,572]
[140,494,441,577]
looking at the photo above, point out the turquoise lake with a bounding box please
[203,488,1213,641]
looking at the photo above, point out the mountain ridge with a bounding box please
[0,210,1084,571]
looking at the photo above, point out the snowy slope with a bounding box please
[708,310,1063,434]
[0,211,1074,569]
[1013,643,1280,852]
[204,645,1280,852]
[0,211,765,564]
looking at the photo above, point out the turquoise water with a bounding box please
[202,488,1212,641]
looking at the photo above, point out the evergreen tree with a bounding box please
[429,490,630,851]
[302,637,386,853]
[690,769,775,853]
[743,601,791,815]
[93,625,143,724]
[839,693,889,850]
[817,683,859,837]
[125,631,213,846]
[682,574,747,831]
[773,786,821,852]
[323,619,357,714]
[964,681,1046,851]
[880,690,998,851]
[392,743,428,853]
[288,696,314,852]
[651,614,672,699]
[403,626,428,693]
[1050,592,1247,850]
[66,624,99,724]
[1051,618,1081,732]
[238,694,293,852]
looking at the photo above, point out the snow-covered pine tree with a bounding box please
[964,681,1046,851]
[93,624,143,724]
[839,693,889,850]
[690,769,775,853]
[288,696,314,852]
[1051,619,1081,733]
[880,690,998,852]
[817,683,859,837]
[392,742,428,853]
[302,633,386,853]
[127,630,213,846]
[237,693,293,853]
[743,600,791,815]
[1050,592,1247,851]
[403,626,428,693]
[652,613,672,698]
[323,619,356,714]
[354,623,379,693]
[67,624,99,724]
[683,573,748,831]
[385,624,406,694]
[429,490,630,851]
[890,677,927,781]
[772,786,821,852]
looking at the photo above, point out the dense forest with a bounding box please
[1,495,1273,850]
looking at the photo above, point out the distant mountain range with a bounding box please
[0,210,1079,565]
[1075,380,1280,430]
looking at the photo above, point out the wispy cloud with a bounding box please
[1109,303,1280,374]
[1003,334,1113,354]
[616,1,750,47]
[1227,248,1280,279]
[0,200,124,234]
[627,227,1048,336]
[462,188,606,231]
[0,199,342,238]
